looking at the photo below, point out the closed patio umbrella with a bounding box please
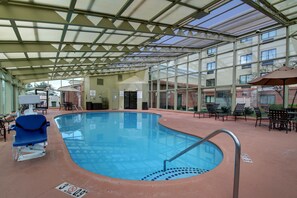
[248,66,297,108]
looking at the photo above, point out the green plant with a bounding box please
[244,107,254,115]
[269,104,283,110]
[221,106,231,114]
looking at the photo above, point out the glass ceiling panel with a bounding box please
[153,35,173,44]
[18,28,36,41]
[122,36,149,45]
[75,0,128,15]
[199,4,253,29]
[122,0,170,21]
[14,21,64,29]
[0,20,11,25]
[5,53,26,59]
[90,52,106,57]
[162,36,185,45]
[37,29,63,42]
[27,53,39,58]
[155,5,196,24]
[64,31,97,43]
[40,52,58,58]
[0,27,17,40]
[181,0,213,7]
[101,34,129,44]
[189,1,244,26]
[26,0,71,8]
[0,53,7,60]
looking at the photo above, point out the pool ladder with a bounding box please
[163,129,241,198]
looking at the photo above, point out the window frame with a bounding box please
[261,48,276,61]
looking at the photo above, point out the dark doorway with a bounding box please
[124,91,137,109]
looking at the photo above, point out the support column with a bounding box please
[198,52,202,111]
[231,41,237,110]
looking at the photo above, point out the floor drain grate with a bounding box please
[56,182,88,198]
[241,153,253,163]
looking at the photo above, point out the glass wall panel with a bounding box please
[167,66,175,77]
[152,80,157,91]
[150,91,157,108]
[216,89,232,108]
[177,75,187,89]
[188,73,198,89]
[177,56,187,64]
[201,71,208,87]
[160,79,167,90]
[168,60,175,67]
[177,63,187,75]
[167,90,174,110]
[151,70,158,80]
[217,68,232,86]
[189,61,198,72]
[189,53,199,61]
[177,89,186,111]
[160,91,167,109]
[202,88,215,107]
[188,89,198,111]
[168,77,175,90]
[159,68,167,79]
[288,86,297,107]
[235,87,255,107]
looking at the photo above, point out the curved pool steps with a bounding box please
[141,167,209,181]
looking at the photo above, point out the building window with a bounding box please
[207,62,216,74]
[207,47,216,55]
[261,30,276,41]
[97,78,104,85]
[260,95,275,105]
[206,79,215,87]
[261,49,276,61]
[239,74,252,84]
[240,54,252,64]
[240,36,252,43]
[205,95,215,103]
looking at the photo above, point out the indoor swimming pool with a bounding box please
[55,112,223,181]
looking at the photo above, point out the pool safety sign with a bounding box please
[56,182,88,198]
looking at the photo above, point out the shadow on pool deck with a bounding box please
[0,108,297,198]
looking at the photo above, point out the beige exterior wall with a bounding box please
[84,70,149,110]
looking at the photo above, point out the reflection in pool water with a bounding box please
[55,112,223,181]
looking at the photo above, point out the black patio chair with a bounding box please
[233,103,246,121]
[206,103,220,118]
[254,107,269,127]
[193,103,219,118]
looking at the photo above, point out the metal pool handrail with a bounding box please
[163,129,241,198]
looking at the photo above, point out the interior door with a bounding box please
[124,91,137,109]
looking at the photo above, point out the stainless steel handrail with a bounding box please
[163,128,241,198]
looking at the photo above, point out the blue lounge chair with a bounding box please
[11,114,50,161]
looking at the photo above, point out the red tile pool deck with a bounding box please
[1,109,297,198]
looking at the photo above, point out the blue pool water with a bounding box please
[55,112,223,181]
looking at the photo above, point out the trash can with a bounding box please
[51,101,57,107]
[142,102,148,110]
[86,102,93,110]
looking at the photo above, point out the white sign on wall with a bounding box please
[137,91,142,99]
[90,90,96,97]
[119,91,124,97]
